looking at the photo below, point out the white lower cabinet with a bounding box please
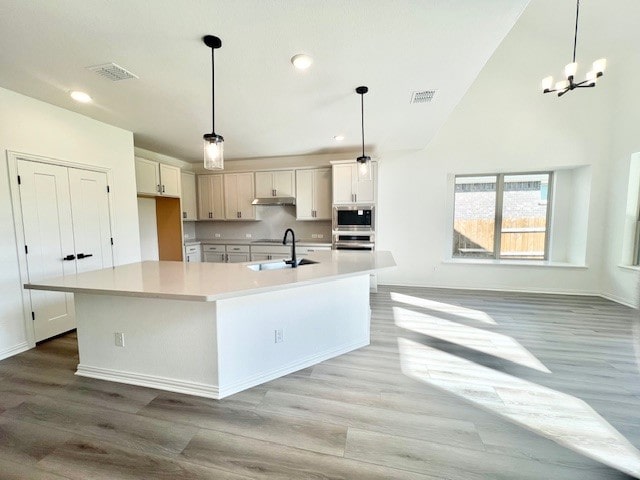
[202,244,250,263]
[250,245,290,261]
[184,244,201,262]
[203,244,226,263]
[226,245,250,263]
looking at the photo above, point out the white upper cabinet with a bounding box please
[180,171,197,221]
[135,157,181,197]
[332,162,377,205]
[224,172,256,220]
[255,170,294,198]
[135,158,160,196]
[197,174,224,220]
[159,164,180,197]
[296,168,331,220]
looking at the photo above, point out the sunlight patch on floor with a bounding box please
[390,292,497,324]
[393,306,550,373]
[397,337,640,478]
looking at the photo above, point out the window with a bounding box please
[453,172,552,260]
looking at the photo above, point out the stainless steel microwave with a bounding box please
[333,205,375,231]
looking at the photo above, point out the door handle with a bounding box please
[63,254,76,261]
[77,253,93,259]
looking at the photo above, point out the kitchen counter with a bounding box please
[24,251,394,399]
[25,250,393,302]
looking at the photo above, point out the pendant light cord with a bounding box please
[572,0,580,63]
[211,48,215,132]
[360,92,365,157]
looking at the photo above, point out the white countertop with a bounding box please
[24,250,395,302]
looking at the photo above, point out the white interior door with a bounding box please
[17,160,76,342]
[68,168,114,273]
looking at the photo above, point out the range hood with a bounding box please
[251,196,296,206]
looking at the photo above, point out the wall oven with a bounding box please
[333,232,375,251]
[333,205,375,231]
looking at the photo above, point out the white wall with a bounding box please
[0,87,140,358]
[601,56,640,307]
[375,0,638,302]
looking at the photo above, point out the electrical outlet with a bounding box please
[214,233,221,238]
[245,233,252,238]
[274,329,284,343]
[114,332,125,347]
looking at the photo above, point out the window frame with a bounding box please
[452,171,554,261]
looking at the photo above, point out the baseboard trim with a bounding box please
[75,365,220,399]
[76,338,370,400]
[0,341,31,361]
[218,338,370,399]
[599,292,638,309]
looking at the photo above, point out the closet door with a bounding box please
[17,160,76,341]
[68,168,113,273]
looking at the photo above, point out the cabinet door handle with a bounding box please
[77,253,93,259]
[238,211,242,219]
[157,184,161,192]
[354,193,357,202]
[63,254,76,261]
[209,212,212,219]
[183,212,187,219]
[162,185,165,193]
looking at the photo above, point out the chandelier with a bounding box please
[541,0,606,97]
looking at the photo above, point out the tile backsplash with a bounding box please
[192,205,331,241]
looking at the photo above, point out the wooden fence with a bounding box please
[454,218,546,258]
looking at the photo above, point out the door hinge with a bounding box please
[107,185,110,193]
[25,245,28,254]
[31,311,35,321]
[17,175,21,185]
[110,237,114,246]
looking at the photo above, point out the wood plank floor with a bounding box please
[1,286,639,479]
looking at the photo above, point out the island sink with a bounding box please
[247,258,318,271]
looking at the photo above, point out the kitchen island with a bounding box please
[24,250,395,399]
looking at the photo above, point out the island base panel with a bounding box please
[73,274,371,399]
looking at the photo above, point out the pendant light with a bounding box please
[541,0,606,97]
[356,86,371,181]
[203,35,224,170]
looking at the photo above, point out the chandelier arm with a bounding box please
[572,0,580,63]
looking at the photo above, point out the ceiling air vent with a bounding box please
[87,63,139,81]
[410,90,436,104]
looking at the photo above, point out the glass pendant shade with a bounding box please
[357,155,371,181]
[204,133,224,170]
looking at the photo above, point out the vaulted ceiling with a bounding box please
[0,0,569,163]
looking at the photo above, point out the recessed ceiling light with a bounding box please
[291,54,313,70]
[70,91,92,103]
[333,135,345,141]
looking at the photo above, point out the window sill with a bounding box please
[443,258,588,269]
[617,264,640,272]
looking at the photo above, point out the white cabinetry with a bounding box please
[224,173,256,220]
[135,158,181,197]
[180,172,197,221]
[332,162,376,205]
[203,244,226,263]
[255,170,294,198]
[250,245,290,261]
[197,174,224,220]
[226,244,250,263]
[184,244,202,262]
[296,168,331,220]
